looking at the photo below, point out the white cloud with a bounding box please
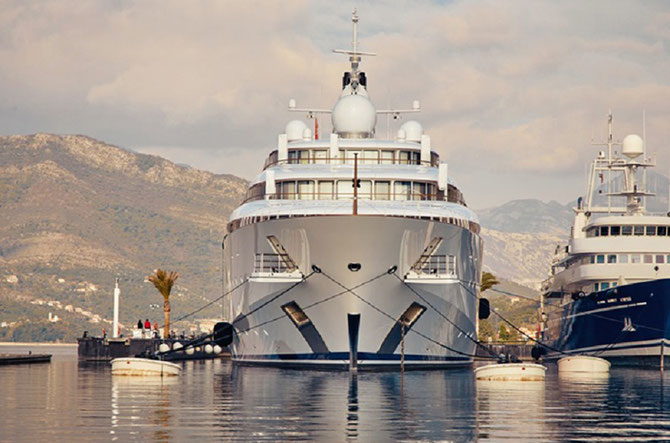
[1,0,670,207]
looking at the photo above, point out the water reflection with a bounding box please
[5,346,670,441]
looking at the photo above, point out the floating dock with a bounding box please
[78,336,228,361]
[0,353,52,365]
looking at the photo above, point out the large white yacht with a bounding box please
[541,113,670,366]
[222,12,483,369]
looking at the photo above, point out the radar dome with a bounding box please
[400,121,423,142]
[622,134,644,158]
[332,94,376,138]
[286,120,308,142]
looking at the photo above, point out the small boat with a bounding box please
[558,355,610,373]
[111,357,182,376]
[474,363,547,381]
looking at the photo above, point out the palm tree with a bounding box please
[480,271,500,293]
[147,269,179,338]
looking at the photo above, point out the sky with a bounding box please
[1,0,670,208]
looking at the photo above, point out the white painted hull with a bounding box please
[224,215,483,369]
[111,357,182,376]
[474,363,547,381]
[557,355,610,373]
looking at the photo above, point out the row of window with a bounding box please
[263,148,439,169]
[244,179,466,205]
[581,253,670,265]
[587,225,670,237]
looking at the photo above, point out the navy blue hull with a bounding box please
[544,278,670,367]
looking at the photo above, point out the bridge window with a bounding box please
[600,226,609,236]
[596,255,605,264]
[646,226,656,236]
[631,254,641,264]
[656,255,665,264]
[622,226,632,236]
[318,181,334,199]
[619,254,629,264]
[644,254,653,264]
[297,180,314,200]
[634,225,644,236]
[610,226,621,236]
[607,254,617,264]
[381,150,395,164]
[375,181,390,200]
[659,226,668,236]
[394,181,412,200]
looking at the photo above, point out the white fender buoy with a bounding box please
[111,358,181,376]
[204,344,213,354]
[158,343,170,353]
[173,342,183,351]
[474,363,547,381]
[558,355,610,373]
[185,346,195,355]
[213,345,222,354]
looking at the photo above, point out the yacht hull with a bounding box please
[543,278,670,367]
[223,215,482,369]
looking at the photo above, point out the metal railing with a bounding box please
[254,253,294,274]
[263,152,438,170]
[417,255,456,276]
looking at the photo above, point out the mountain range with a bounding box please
[1,133,667,340]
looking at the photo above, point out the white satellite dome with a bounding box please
[286,120,308,142]
[400,121,423,142]
[332,94,376,138]
[622,134,644,158]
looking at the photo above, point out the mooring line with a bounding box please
[393,272,498,358]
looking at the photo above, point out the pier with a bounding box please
[0,353,52,365]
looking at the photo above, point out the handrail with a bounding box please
[262,155,438,170]
[241,191,446,205]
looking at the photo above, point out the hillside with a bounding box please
[0,134,247,341]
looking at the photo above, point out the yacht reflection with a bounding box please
[215,365,477,441]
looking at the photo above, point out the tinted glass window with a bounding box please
[619,254,629,264]
[644,254,654,264]
[631,254,641,264]
[375,181,390,200]
[659,226,668,236]
[634,226,644,236]
[622,226,632,236]
[610,226,621,236]
[600,226,609,236]
[596,255,605,264]
[646,226,656,236]
[607,254,617,263]
[656,255,665,264]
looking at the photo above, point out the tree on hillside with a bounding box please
[147,269,179,337]
[481,272,500,293]
[478,319,495,342]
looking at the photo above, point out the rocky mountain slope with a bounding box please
[0,134,247,341]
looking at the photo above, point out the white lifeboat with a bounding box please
[111,357,182,377]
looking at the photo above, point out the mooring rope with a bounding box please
[393,272,498,359]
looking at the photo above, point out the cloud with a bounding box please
[1,0,670,207]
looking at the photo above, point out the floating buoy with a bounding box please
[158,343,170,353]
[474,363,547,381]
[204,344,213,354]
[111,358,182,376]
[213,345,222,354]
[173,342,183,351]
[558,355,610,373]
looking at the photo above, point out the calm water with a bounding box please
[2,345,670,441]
